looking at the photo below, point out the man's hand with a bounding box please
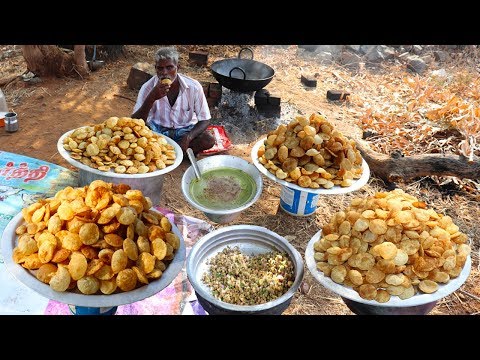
[179,133,191,153]
[150,79,171,101]
[131,77,172,121]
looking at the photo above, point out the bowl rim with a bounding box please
[181,155,263,215]
[1,208,186,307]
[186,224,304,312]
[306,230,472,307]
[251,137,370,195]
[57,128,183,178]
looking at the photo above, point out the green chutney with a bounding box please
[189,167,256,210]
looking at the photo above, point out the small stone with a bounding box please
[301,74,317,87]
[188,51,208,66]
[327,90,350,101]
[300,281,311,295]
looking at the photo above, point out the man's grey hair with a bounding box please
[155,47,179,65]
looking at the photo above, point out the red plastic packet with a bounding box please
[201,125,232,155]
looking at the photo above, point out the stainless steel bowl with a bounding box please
[186,225,304,315]
[341,297,437,315]
[1,209,186,308]
[57,130,183,205]
[306,230,472,315]
[181,155,263,224]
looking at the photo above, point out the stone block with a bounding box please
[256,104,281,117]
[189,51,209,66]
[267,96,280,106]
[127,62,155,90]
[207,97,220,108]
[254,89,280,106]
[208,82,222,99]
[326,90,350,101]
[254,89,269,105]
[200,81,210,97]
[301,74,317,87]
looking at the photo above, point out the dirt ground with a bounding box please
[1,45,479,315]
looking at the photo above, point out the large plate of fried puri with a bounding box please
[252,113,370,194]
[306,189,471,306]
[1,180,186,307]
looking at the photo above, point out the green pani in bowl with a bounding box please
[189,167,256,210]
[181,155,263,224]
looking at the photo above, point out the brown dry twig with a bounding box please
[114,94,136,103]
[459,290,480,302]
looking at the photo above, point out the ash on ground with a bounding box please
[210,87,299,144]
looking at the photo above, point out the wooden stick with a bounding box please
[72,66,83,80]
[459,289,480,302]
[168,204,184,215]
[313,295,343,303]
[452,292,469,314]
[114,94,136,103]
[330,70,351,85]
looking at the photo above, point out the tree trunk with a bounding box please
[355,138,480,187]
[73,45,89,78]
[21,45,89,78]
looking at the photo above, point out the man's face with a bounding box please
[155,59,178,82]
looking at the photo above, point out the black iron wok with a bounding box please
[210,47,275,93]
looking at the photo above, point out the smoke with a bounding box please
[210,87,298,145]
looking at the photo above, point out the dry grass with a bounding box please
[1,44,479,315]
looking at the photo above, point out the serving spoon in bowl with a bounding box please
[186,148,202,180]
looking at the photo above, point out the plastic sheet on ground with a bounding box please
[200,125,232,155]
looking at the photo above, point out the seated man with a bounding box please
[132,46,215,155]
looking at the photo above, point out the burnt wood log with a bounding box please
[355,139,480,187]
